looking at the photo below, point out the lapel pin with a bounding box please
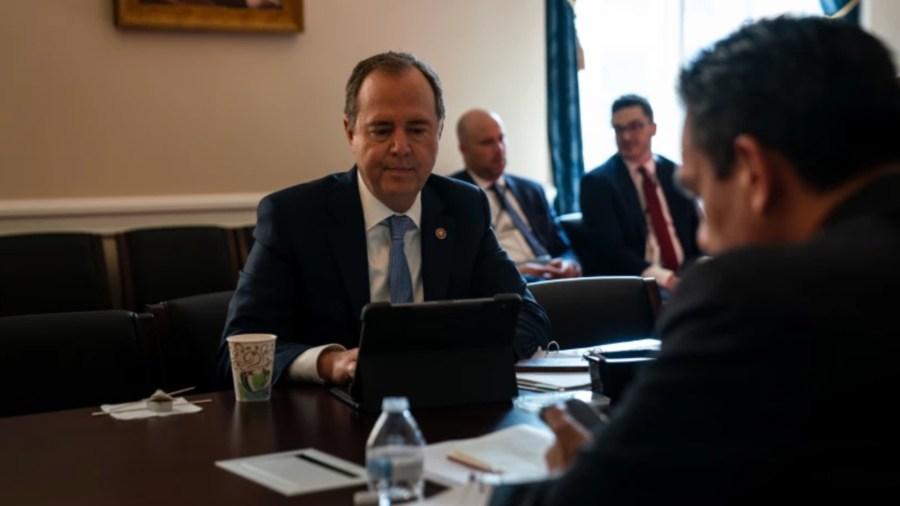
[435,228,447,240]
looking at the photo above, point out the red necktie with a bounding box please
[637,166,679,272]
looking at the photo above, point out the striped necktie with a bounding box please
[490,184,550,259]
[388,215,414,303]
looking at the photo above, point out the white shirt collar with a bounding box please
[623,155,657,179]
[466,169,506,191]
[357,172,422,232]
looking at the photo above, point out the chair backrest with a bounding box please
[557,212,586,262]
[0,232,112,317]
[147,290,234,394]
[117,226,239,311]
[235,224,255,266]
[0,310,157,417]
[527,276,662,349]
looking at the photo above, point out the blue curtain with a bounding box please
[546,0,585,214]
[820,0,860,23]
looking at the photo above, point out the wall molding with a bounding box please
[0,193,264,235]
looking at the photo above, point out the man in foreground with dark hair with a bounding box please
[218,51,549,387]
[493,16,900,504]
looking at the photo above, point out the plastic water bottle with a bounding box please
[365,397,426,504]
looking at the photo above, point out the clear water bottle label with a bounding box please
[366,446,424,501]
[366,455,392,482]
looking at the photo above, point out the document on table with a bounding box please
[216,448,367,496]
[516,371,592,392]
[424,424,554,487]
[516,338,661,373]
[515,356,588,372]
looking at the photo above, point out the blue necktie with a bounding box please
[388,215,414,304]
[490,184,550,259]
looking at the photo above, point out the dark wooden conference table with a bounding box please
[0,386,540,505]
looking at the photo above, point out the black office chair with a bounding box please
[117,226,240,311]
[0,310,157,417]
[557,212,586,262]
[0,232,112,317]
[147,290,234,393]
[235,224,255,266]
[527,276,661,349]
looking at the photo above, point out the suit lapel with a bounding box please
[325,168,370,321]
[656,159,681,213]
[504,176,530,220]
[656,158,692,249]
[614,155,647,238]
[505,176,543,242]
[456,170,475,185]
[420,180,455,300]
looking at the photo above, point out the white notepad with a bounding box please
[424,424,554,487]
[216,448,368,496]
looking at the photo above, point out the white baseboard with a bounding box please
[0,193,264,235]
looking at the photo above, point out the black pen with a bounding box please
[295,452,361,479]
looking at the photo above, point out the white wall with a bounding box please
[0,1,548,232]
[863,0,900,68]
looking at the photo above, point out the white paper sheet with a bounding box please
[423,424,553,487]
[100,397,203,420]
[216,448,368,496]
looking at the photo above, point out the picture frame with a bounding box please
[113,0,304,33]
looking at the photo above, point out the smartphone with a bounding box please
[540,398,608,430]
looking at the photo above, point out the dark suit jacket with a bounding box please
[493,174,900,504]
[218,168,551,385]
[580,154,701,275]
[450,170,576,261]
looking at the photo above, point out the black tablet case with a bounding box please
[331,294,522,412]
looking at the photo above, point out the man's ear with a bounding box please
[733,134,774,214]
[437,119,444,140]
[343,117,354,143]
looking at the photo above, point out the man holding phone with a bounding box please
[492,16,900,503]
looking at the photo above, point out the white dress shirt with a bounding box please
[623,157,684,286]
[288,175,424,383]
[466,170,537,264]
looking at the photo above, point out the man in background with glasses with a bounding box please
[579,94,702,292]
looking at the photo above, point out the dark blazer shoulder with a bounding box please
[505,173,544,193]
[448,169,475,185]
[265,170,354,208]
[585,154,626,182]
[655,154,677,169]
[425,173,488,212]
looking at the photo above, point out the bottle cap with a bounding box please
[381,396,409,412]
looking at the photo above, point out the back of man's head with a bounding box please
[678,16,900,190]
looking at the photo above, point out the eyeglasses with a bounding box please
[612,121,648,136]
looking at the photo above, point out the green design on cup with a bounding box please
[238,369,272,401]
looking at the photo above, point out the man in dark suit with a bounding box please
[218,52,550,386]
[451,109,580,281]
[580,95,701,291]
[491,16,900,504]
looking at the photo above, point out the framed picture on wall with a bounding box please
[113,0,304,33]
